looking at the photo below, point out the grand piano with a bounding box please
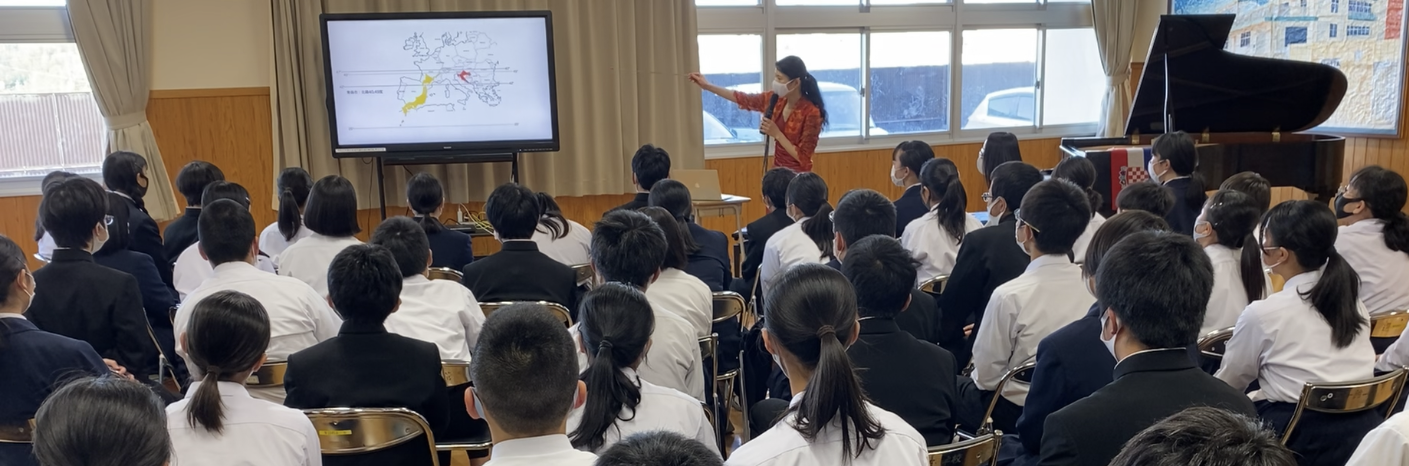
[1061,14,1348,217]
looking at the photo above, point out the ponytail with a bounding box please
[406,172,445,234]
[1348,166,1409,254]
[1204,190,1265,301]
[675,217,702,254]
[1052,157,1102,215]
[570,340,643,452]
[1307,250,1366,348]
[1385,213,1409,253]
[188,369,226,433]
[275,168,312,241]
[786,172,833,259]
[1237,232,1266,301]
[184,290,271,433]
[776,55,828,127]
[803,204,834,259]
[536,192,570,240]
[1263,200,1366,349]
[919,158,969,243]
[569,284,653,452]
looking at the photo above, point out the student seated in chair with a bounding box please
[532,192,593,266]
[637,207,714,338]
[32,377,171,466]
[900,158,982,286]
[731,168,797,306]
[889,140,935,238]
[172,182,278,300]
[102,151,171,289]
[283,244,448,466]
[1335,166,1409,352]
[610,144,671,213]
[595,431,723,466]
[1115,182,1174,218]
[163,161,225,266]
[276,175,364,297]
[758,172,834,296]
[259,167,315,258]
[1051,157,1106,261]
[649,180,730,292]
[406,172,475,271]
[96,191,182,384]
[462,183,580,311]
[830,189,944,345]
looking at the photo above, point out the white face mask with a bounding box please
[771,352,789,379]
[987,197,1004,221]
[976,154,985,173]
[1262,247,1287,270]
[890,166,906,187]
[89,223,108,253]
[772,79,792,96]
[1014,224,1029,254]
[1193,212,1212,241]
[1100,313,1117,359]
[1148,159,1166,181]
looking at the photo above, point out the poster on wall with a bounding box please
[1172,0,1407,135]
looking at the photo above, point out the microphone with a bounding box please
[760,93,780,135]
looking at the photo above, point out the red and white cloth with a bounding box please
[1108,147,1153,212]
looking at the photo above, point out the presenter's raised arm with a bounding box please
[688,73,738,103]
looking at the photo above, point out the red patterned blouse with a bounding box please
[733,91,823,173]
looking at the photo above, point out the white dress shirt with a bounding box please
[645,267,714,338]
[532,220,593,266]
[1215,270,1376,403]
[166,381,322,466]
[1348,410,1409,465]
[484,434,598,466]
[37,233,55,261]
[1070,213,1107,263]
[173,242,278,301]
[259,221,316,260]
[565,367,719,455]
[971,254,1094,405]
[384,274,485,362]
[1201,244,1271,335]
[900,210,984,285]
[572,307,705,401]
[724,392,927,466]
[1338,219,1409,316]
[275,233,363,297]
[760,218,829,296]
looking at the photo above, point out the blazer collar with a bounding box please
[501,241,541,252]
[339,321,389,335]
[633,192,650,203]
[769,208,794,225]
[1113,348,1195,379]
[859,317,900,335]
[184,207,202,218]
[1084,302,1104,319]
[0,316,36,334]
[902,184,922,198]
[50,248,95,263]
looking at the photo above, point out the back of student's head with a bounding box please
[1219,171,1271,214]
[486,183,540,240]
[304,175,361,237]
[536,191,571,239]
[406,172,446,234]
[175,161,225,207]
[276,167,314,241]
[327,244,402,325]
[594,431,724,466]
[1018,179,1091,256]
[1261,200,1366,348]
[370,216,431,278]
[980,132,1022,181]
[1109,407,1296,466]
[571,283,655,451]
[1052,156,1102,214]
[648,179,701,253]
[842,236,917,319]
[892,140,934,177]
[34,171,81,241]
[762,168,798,211]
[1097,231,1212,349]
[1201,190,1266,301]
[834,189,895,245]
[184,290,270,434]
[988,161,1043,215]
[632,144,672,190]
[1082,211,1171,279]
[764,264,882,458]
[101,151,148,199]
[639,207,690,271]
[1116,182,1175,217]
[471,303,581,436]
[40,177,108,249]
[918,158,969,242]
[198,199,256,266]
[1152,131,1207,207]
[33,376,170,466]
[201,181,250,209]
[97,192,132,254]
[591,210,667,288]
[1349,165,1409,254]
[787,172,834,258]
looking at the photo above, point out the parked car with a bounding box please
[964,87,1035,129]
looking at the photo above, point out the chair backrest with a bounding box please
[711,291,746,323]
[1372,311,1409,339]
[1282,368,1409,444]
[571,263,595,288]
[928,431,999,466]
[1196,326,1235,360]
[0,419,35,444]
[699,334,719,383]
[303,408,439,466]
[479,301,572,326]
[440,360,471,386]
[246,361,289,388]
[980,361,1037,434]
[918,275,951,295]
[427,267,463,282]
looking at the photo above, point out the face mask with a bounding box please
[473,392,486,419]
[21,271,34,311]
[1193,222,1211,240]
[1084,276,1096,298]
[90,223,108,253]
[890,167,906,187]
[1334,194,1360,220]
[976,153,985,173]
[1261,247,1287,270]
[1099,313,1117,359]
[771,352,789,379]
[772,79,792,96]
[1014,224,1029,254]
[987,198,1004,221]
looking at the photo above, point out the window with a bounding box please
[870,31,950,134]
[1240,31,1252,47]
[1348,0,1372,15]
[1348,25,1372,36]
[962,29,1036,129]
[1331,0,1339,13]
[777,32,865,138]
[699,34,763,145]
[1330,23,1338,38]
[1285,26,1308,45]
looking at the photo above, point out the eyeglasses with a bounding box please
[981,192,993,203]
[103,215,114,226]
[1015,208,1041,233]
[828,210,835,223]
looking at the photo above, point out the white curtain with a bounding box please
[1092,0,1139,138]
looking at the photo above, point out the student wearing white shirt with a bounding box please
[259,167,315,259]
[533,192,593,266]
[1216,200,1377,466]
[171,178,277,300]
[900,158,982,284]
[370,216,484,360]
[566,284,718,455]
[167,290,321,466]
[1051,157,1107,262]
[639,207,714,337]
[759,172,834,296]
[1192,190,1268,335]
[1348,410,1409,466]
[276,175,364,297]
[595,431,723,466]
[969,179,1095,434]
[727,264,927,466]
[1334,166,1409,341]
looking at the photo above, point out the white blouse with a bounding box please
[899,209,984,285]
[1200,244,1271,335]
[258,220,315,260]
[645,267,714,338]
[166,381,322,466]
[565,367,719,456]
[1337,219,1409,316]
[759,217,829,296]
[724,393,927,466]
[531,219,593,266]
[275,233,363,297]
[384,275,484,362]
[1070,213,1107,263]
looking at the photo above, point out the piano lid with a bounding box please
[1127,15,1348,135]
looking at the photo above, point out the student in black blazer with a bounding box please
[940,162,1043,367]
[283,244,449,466]
[463,184,579,310]
[406,173,475,270]
[103,151,172,289]
[829,189,945,344]
[1147,131,1207,236]
[94,192,182,382]
[162,161,224,266]
[649,180,731,291]
[732,168,797,302]
[1038,231,1256,466]
[890,140,935,237]
[610,144,671,213]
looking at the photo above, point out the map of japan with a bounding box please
[398,31,509,117]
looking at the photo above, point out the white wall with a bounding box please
[1132,0,1168,63]
[150,0,271,89]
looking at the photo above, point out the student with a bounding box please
[0,234,109,466]
[1115,181,1175,218]
[163,161,225,266]
[467,304,599,466]
[103,151,171,289]
[1216,200,1376,465]
[259,167,315,258]
[900,158,982,284]
[174,199,340,403]
[94,191,181,383]
[650,180,731,292]
[172,182,278,300]
[1220,171,1272,215]
[733,168,797,304]
[284,244,449,466]
[463,183,580,310]
[830,189,945,344]
[759,172,833,295]
[728,264,927,466]
[532,192,593,266]
[842,236,959,446]
[611,144,671,213]
[567,284,718,455]
[591,210,705,400]
[1108,407,1295,466]
[33,171,81,261]
[167,290,321,466]
[977,132,1022,183]
[276,175,364,297]
[970,179,1094,434]
[890,140,935,237]
[638,207,713,337]
[1148,131,1207,235]
[27,176,157,380]
[1349,410,1409,465]
[31,377,171,466]
[594,431,723,466]
[1039,231,1256,466]
[1051,157,1106,261]
[1334,166,1409,327]
[1194,190,1268,334]
[406,172,475,271]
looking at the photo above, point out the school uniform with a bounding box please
[26,248,159,378]
[939,214,1031,367]
[114,192,174,289]
[275,233,364,297]
[899,209,983,285]
[172,242,278,301]
[461,240,580,311]
[1348,410,1409,465]
[162,207,201,267]
[893,184,927,238]
[259,221,315,259]
[93,247,183,382]
[483,435,598,466]
[826,257,945,345]
[1069,213,1106,263]
[736,209,793,303]
[1202,244,1269,335]
[36,234,55,261]
[1161,178,1199,236]
[847,317,959,446]
[0,315,108,466]
[531,219,593,266]
[384,274,484,362]
[759,217,829,297]
[425,223,475,271]
[166,381,322,466]
[609,193,651,214]
[687,222,733,292]
[571,306,705,401]
[565,367,719,455]
[645,267,714,338]
[1338,219,1409,317]
[724,392,928,466]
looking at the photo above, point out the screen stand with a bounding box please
[373,151,520,220]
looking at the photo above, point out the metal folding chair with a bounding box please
[303,407,441,466]
[1281,368,1408,445]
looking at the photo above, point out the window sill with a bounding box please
[0,168,103,198]
[703,123,1098,159]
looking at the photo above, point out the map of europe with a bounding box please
[398,31,507,116]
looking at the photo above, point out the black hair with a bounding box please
[184,290,270,433]
[1117,182,1176,217]
[304,175,361,237]
[536,192,571,240]
[918,158,969,243]
[1097,231,1212,348]
[639,207,690,270]
[988,162,1043,220]
[1082,211,1171,278]
[570,283,655,451]
[35,171,80,241]
[1202,190,1266,302]
[764,264,881,459]
[841,236,917,319]
[1018,179,1092,256]
[762,168,798,211]
[833,189,895,245]
[1052,157,1103,214]
[1349,165,1409,254]
[1260,200,1367,348]
[370,216,431,278]
[1152,131,1207,208]
[594,430,724,466]
[201,181,250,209]
[101,151,148,200]
[1108,407,1296,466]
[591,210,668,288]
[787,172,834,259]
[892,141,934,176]
[0,235,27,349]
[326,244,403,325]
[471,303,581,436]
[174,161,225,207]
[632,144,672,191]
[406,172,446,234]
[776,56,828,126]
[39,177,108,249]
[198,199,257,266]
[981,132,1022,182]
[648,180,701,254]
[486,183,541,240]
[32,376,171,466]
[1219,172,1272,214]
[276,167,313,241]
[97,192,132,254]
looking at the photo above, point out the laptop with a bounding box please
[671,169,725,201]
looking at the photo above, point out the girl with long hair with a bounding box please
[977,132,1021,183]
[690,55,827,172]
[1333,166,1409,325]
[1193,190,1269,334]
[530,191,592,266]
[758,172,833,296]
[275,175,364,296]
[900,158,982,284]
[258,167,314,258]
[405,172,475,271]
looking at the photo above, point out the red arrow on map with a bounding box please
[457,70,470,82]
